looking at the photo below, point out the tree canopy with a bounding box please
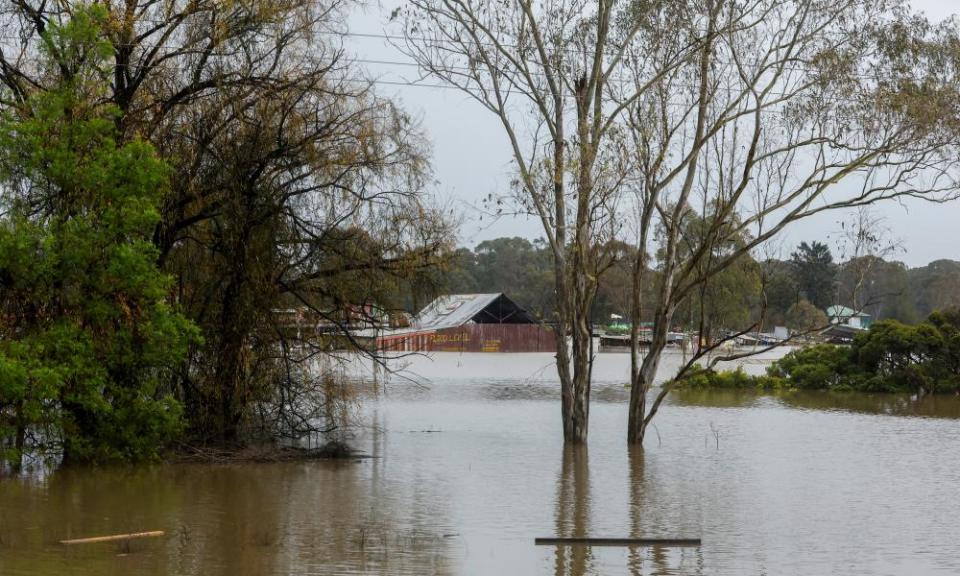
[0,2,454,463]
[791,242,837,311]
[0,7,197,463]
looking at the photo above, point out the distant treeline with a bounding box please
[443,237,960,330]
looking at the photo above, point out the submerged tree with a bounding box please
[0,7,197,464]
[159,59,451,444]
[622,0,960,444]
[0,1,454,447]
[401,0,709,443]
[403,0,960,446]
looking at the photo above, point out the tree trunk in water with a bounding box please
[628,358,662,444]
[628,311,672,444]
[569,325,592,443]
[556,311,591,444]
[627,373,647,446]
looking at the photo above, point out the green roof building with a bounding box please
[826,305,872,330]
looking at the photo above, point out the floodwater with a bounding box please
[2,351,960,575]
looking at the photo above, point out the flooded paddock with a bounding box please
[2,351,959,575]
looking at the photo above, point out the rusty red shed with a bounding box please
[377,293,556,353]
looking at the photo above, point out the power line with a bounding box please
[0,28,863,102]
[349,57,883,113]
[364,78,461,91]
[0,15,920,108]
[0,7,885,82]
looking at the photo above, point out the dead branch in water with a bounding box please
[60,531,164,545]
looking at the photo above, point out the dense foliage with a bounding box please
[445,238,556,319]
[678,309,960,395]
[0,2,958,459]
[0,9,197,464]
[0,3,452,464]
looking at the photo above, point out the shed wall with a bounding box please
[378,324,556,353]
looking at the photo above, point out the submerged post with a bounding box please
[535,537,701,547]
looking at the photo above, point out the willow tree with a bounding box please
[621,0,960,444]
[402,0,715,443]
[0,1,453,445]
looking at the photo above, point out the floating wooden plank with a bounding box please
[59,531,165,545]
[535,537,700,547]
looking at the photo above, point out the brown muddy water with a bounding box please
[2,351,960,575]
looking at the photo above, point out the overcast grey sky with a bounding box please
[347,1,960,267]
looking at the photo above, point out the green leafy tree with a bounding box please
[759,259,798,327]
[786,300,829,332]
[685,309,960,395]
[910,260,960,318]
[0,7,197,464]
[790,241,837,310]
[837,256,917,323]
[664,206,762,341]
[445,237,555,319]
[926,309,960,386]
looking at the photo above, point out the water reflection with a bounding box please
[546,445,704,576]
[669,389,763,409]
[0,458,457,576]
[553,445,593,576]
[627,447,704,576]
[671,387,960,419]
[776,390,960,419]
[627,446,647,576]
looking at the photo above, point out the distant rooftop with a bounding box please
[826,305,870,318]
[414,293,538,331]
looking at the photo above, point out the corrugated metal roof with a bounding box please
[414,293,504,331]
[826,305,869,318]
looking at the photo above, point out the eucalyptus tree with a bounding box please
[403,0,960,447]
[620,0,960,444]
[401,0,711,442]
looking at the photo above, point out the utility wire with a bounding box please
[0,19,927,111]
